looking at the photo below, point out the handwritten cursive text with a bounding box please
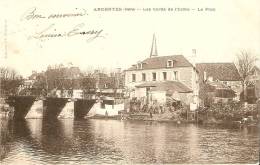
[30,23,105,42]
[21,7,87,21]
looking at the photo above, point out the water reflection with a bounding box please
[187,124,200,162]
[0,119,13,160]
[0,119,259,164]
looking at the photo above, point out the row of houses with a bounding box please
[124,35,260,109]
[23,35,260,109]
[22,65,125,98]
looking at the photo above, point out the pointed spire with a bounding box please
[150,34,158,58]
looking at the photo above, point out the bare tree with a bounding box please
[236,50,257,101]
[0,67,23,96]
[82,66,95,76]
[0,67,20,80]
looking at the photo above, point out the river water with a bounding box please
[0,118,259,164]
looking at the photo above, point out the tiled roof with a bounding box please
[255,66,260,72]
[250,66,260,74]
[199,81,236,98]
[126,55,193,71]
[207,81,231,89]
[135,81,192,93]
[196,63,241,81]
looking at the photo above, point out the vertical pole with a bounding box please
[146,87,150,105]
[45,75,48,94]
[196,110,198,124]
[186,106,188,121]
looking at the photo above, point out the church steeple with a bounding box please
[150,34,158,58]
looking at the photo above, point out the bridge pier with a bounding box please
[74,99,96,119]
[5,96,96,120]
[58,100,75,119]
[25,100,44,119]
[6,96,36,120]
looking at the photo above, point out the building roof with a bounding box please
[126,55,193,71]
[208,81,231,89]
[255,66,260,72]
[208,81,236,98]
[135,81,192,93]
[196,63,241,81]
[200,81,236,98]
[250,66,260,74]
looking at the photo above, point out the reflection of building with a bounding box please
[124,35,199,106]
[196,63,241,105]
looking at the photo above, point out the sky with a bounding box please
[0,0,260,77]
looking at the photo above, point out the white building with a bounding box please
[124,35,199,107]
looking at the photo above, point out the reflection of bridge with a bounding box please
[6,96,96,120]
[0,119,120,163]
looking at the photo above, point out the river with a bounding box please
[0,118,259,164]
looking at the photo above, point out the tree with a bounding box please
[81,77,97,99]
[0,67,23,96]
[0,67,18,80]
[236,50,257,101]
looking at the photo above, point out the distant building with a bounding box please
[54,70,124,98]
[247,66,260,83]
[45,66,82,90]
[243,66,260,103]
[196,63,241,105]
[93,70,124,97]
[256,80,260,99]
[124,35,199,107]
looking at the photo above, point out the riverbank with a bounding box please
[87,102,259,128]
[197,102,259,125]
[85,114,259,131]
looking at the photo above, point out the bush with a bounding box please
[198,102,257,121]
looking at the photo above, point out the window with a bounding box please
[138,63,142,69]
[104,83,108,88]
[132,74,136,82]
[167,60,173,68]
[163,72,167,80]
[142,73,146,81]
[208,76,213,82]
[152,72,156,81]
[173,71,178,80]
[101,101,105,109]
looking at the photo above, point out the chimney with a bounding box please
[150,34,158,58]
[192,49,196,56]
[191,49,197,66]
[116,68,121,73]
[94,69,100,74]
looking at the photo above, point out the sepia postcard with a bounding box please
[0,0,259,164]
